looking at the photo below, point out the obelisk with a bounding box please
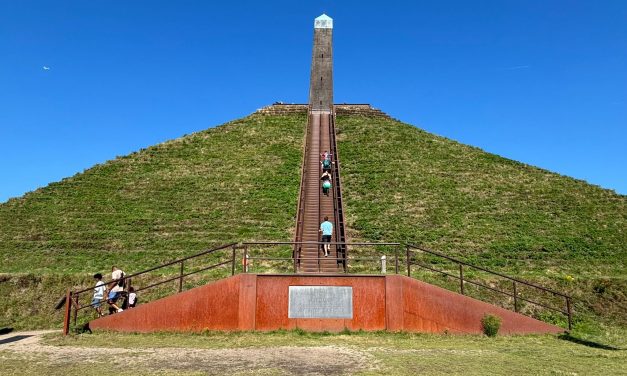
[309,14,333,112]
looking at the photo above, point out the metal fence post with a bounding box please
[72,295,78,326]
[566,296,573,331]
[395,245,399,274]
[63,289,72,336]
[459,264,464,295]
[406,245,411,277]
[381,255,387,274]
[243,245,249,273]
[513,281,519,312]
[293,244,298,273]
[178,261,184,293]
[231,245,237,276]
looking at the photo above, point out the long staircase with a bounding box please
[294,110,346,273]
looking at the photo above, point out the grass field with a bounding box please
[1,109,625,331]
[1,330,625,375]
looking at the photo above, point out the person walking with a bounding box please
[91,273,105,317]
[107,266,125,313]
[127,287,138,309]
[319,216,333,257]
[321,171,332,196]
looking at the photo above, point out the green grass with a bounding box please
[0,113,306,273]
[336,115,625,276]
[336,114,626,323]
[1,109,625,331]
[1,330,620,375]
[0,113,305,329]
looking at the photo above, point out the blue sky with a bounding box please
[1,0,625,202]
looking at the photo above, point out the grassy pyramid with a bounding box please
[0,108,625,330]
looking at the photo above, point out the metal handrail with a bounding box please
[293,111,312,262]
[71,243,237,295]
[244,241,402,275]
[407,244,573,330]
[329,111,348,269]
[243,241,400,246]
[62,240,577,334]
[407,244,569,298]
[63,243,237,334]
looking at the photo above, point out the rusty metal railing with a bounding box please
[406,244,574,330]
[61,241,576,334]
[293,111,313,265]
[63,243,238,335]
[329,112,348,270]
[242,241,402,274]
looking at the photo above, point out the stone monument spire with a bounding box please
[309,14,333,112]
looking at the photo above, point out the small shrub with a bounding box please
[481,314,501,337]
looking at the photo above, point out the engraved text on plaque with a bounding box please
[288,286,353,319]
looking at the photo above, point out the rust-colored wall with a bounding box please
[388,275,562,334]
[90,274,562,335]
[255,275,385,332]
[90,274,247,332]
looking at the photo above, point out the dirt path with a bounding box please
[0,331,377,375]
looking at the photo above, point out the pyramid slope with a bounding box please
[336,114,626,279]
[1,108,625,329]
[0,113,306,274]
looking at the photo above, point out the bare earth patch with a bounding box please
[0,331,376,375]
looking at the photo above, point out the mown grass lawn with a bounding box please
[1,330,624,375]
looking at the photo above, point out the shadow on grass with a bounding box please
[0,335,31,345]
[558,333,622,351]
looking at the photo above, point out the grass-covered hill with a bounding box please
[0,113,305,328]
[0,107,625,331]
[336,114,625,280]
[0,114,305,274]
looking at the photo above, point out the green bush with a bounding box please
[481,314,502,337]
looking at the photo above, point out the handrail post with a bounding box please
[178,261,184,293]
[566,296,572,331]
[63,289,72,336]
[72,295,78,326]
[293,244,297,273]
[344,243,348,273]
[395,245,399,274]
[297,246,301,269]
[244,244,249,273]
[513,281,519,312]
[318,243,321,273]
[406,245,411,277]
[231,245,237,276]
[459,264,464,295]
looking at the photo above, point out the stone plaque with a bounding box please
[288,286,353,319]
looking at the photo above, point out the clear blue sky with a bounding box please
[1,0,626,202]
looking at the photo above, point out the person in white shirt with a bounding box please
[127,287,137,308]
[92,273,105,317]
[107,266,125,313]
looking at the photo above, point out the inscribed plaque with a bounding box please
[288,286,353,319]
